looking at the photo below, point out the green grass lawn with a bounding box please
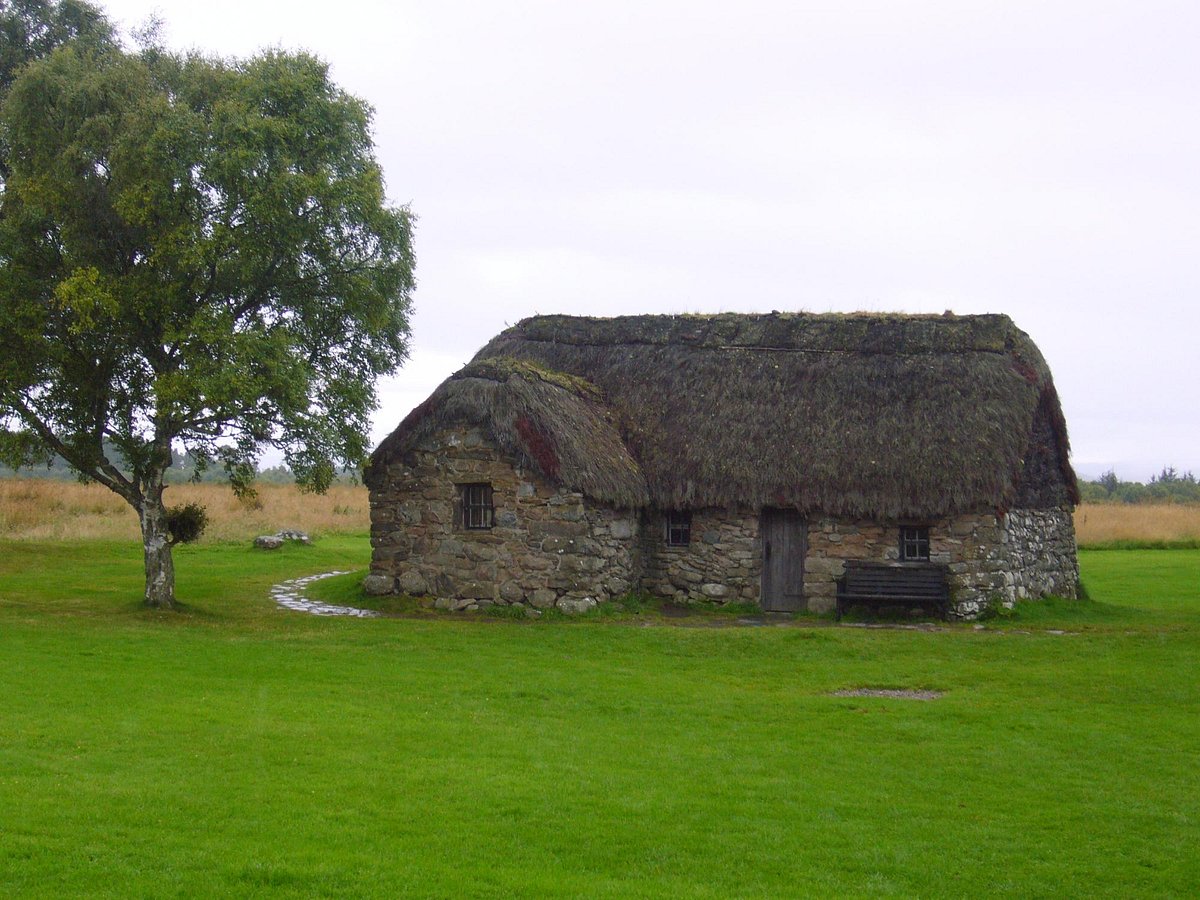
[1,541,1197,897]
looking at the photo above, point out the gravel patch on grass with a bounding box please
[831,688,943,700]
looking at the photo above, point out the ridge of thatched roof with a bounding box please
[494,312,1055,373]
[370,312,1078,517]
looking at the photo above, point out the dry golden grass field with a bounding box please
[0,479,369,542]
[1,478,1197,547]
[1073,502,1200,546]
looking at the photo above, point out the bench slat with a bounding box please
[839,593,945,602]
[844,585,945,592]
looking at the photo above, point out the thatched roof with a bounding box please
[368,312,1078,517]
[368,357,649,504]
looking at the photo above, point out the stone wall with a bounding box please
[369,433,1078,619]
[367,428,639,614]
[998,506,1079,603]
[921,507,1077,617]
[638,509,1072,617]
[804,509,1078,618]
[804,519,902,614]
[639,509,761,604]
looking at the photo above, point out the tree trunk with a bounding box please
[139,489,176,609]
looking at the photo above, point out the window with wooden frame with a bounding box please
[666,510,692,546]
[899,525,930,561]
[459,483,494,530]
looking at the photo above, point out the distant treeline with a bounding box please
[1079,467,1200,504]
[0,444,350,485]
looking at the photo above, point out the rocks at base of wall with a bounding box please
[362,574,394,596]
[604,576,632,596]
[529,588,557,609]
[955,597,987,618]
[398,569,429,595]
[557,597,597,615]
[457,580,494,600]
[499,580,525,603]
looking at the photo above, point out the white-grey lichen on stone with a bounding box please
[556,596,597,615]
[254,530,311,550]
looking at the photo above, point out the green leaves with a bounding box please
[0,28,415,499]
[51,265,116,333]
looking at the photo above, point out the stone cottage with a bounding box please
[364,312,1079,618]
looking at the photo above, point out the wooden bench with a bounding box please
[836,561,950,622]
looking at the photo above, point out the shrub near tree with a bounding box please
[0,0,415,607]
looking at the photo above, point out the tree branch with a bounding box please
[6,393,137,500]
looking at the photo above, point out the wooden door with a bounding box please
[760,509,806,612]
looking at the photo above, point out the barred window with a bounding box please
[459,483,494,530]
[666,510,692,546]
[899,525,930,561]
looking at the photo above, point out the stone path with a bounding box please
[271,571,380,618]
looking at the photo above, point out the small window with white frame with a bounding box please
[899,525,930,561]
[459,483,494,530]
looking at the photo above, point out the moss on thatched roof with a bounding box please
[370,312,1078,517]
[367,357,648,504]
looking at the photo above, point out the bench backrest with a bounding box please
[840,562,947,597]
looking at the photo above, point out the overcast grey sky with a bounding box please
[101,0,1199,481]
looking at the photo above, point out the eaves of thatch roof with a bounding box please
[369,312,1078,518]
